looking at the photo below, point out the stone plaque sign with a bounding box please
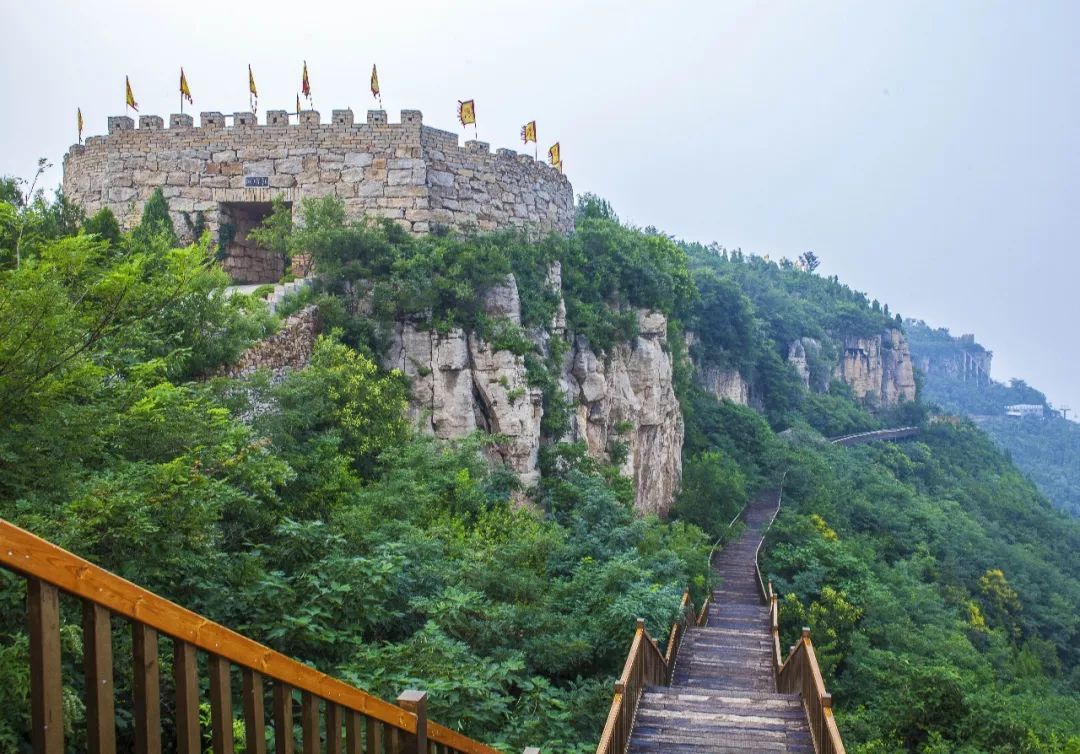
[244,176,269,188]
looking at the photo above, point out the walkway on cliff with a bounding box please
[627,491,814,753]
[829,426,919,446]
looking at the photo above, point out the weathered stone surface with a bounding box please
[562,311,684,516]
[697,364,751,406]
[219,305,319,379]
[833,328,916,406]
[379,275,683,515]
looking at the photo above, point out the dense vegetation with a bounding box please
[1,183,1077,752]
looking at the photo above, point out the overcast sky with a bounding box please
[4,1,1078,414]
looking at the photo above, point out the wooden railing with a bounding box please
[594,596,703,754]
[0,519,531,754]
[777,630,845,754]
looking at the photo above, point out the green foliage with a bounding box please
[671,451,748,540]
[82,207,122,247]
[131,187,177,248]
[248,195,293,257]
[762,424,1080,751]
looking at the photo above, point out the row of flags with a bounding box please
[84,68,563,171]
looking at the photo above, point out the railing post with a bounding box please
[28,578,63,754]
[397,690,427,754]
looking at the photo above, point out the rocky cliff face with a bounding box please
[382,273,684,515]
[561,311,684,516]
[831,329,917,406]
[696,363,751,406]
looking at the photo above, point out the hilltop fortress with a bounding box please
[63,109,574,282]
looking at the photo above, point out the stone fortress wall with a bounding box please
[63,108,574,281]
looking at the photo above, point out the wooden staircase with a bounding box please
[626,492,814,753]
[596,488,845,754]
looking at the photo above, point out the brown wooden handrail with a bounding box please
[595,601,704,754]
[777,629,846,754]
[0,519,516,754]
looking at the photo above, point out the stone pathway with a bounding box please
[627,491,814,753]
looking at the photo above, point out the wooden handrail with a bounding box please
[777,630,846,754]
[1,519,509,754]
[595,603,702,754]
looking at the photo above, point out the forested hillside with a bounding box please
[906,319,1080,518]
[1,185,1078,752]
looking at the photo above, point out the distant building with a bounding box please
[1005,404,1044,419]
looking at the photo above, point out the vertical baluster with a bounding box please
[83,603,116,754]
[325,702,341,754]
[301,691,319,754]
[28,578,63,754]
[209,655,234,754]
[386,725,401,754]
[366,716,383,754]
[132,623,162,754]
[174,641,200,754]
[273,682,295,754]
[344,710,361,754]
[243,669,267,754]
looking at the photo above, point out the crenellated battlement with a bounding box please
[64,107,573,281]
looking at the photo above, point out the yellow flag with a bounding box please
[180,68,192,104]
[370,64,380,98]
[548,142,561,167]
[77,108,84,143]
[302,60,311,100]
[125,76,138,111]
[458,99,476,127]
[521,120,536,144]
[248,64,258,98]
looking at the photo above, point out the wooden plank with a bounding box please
[273,682,295,754]
[244,669,268,754]
[366,717,383,754]
[326,702,342,754]
[82,602,116,754]
[301,691,319,754]
[210,654,235,754]
[0,522,419,735]
[132,622,161,754]
[344,710,361,754]
[174,641,200,754]
[28,577,63,754]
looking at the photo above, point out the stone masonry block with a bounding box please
[299,110,320,126]
[108,116,134,133]
[266,110,290,126]
[139,115,164,130]
[233,112,256,127]
[170,113,194,128]
[332,109,354,126]
[367,110,388,125]
[201,112,225,128]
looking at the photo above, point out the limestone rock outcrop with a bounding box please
[561,310,684,516]
[696,364,751,406]
[833,329,916,406]
[383,278,684,515]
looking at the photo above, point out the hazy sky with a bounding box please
[4,1,1078,413]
